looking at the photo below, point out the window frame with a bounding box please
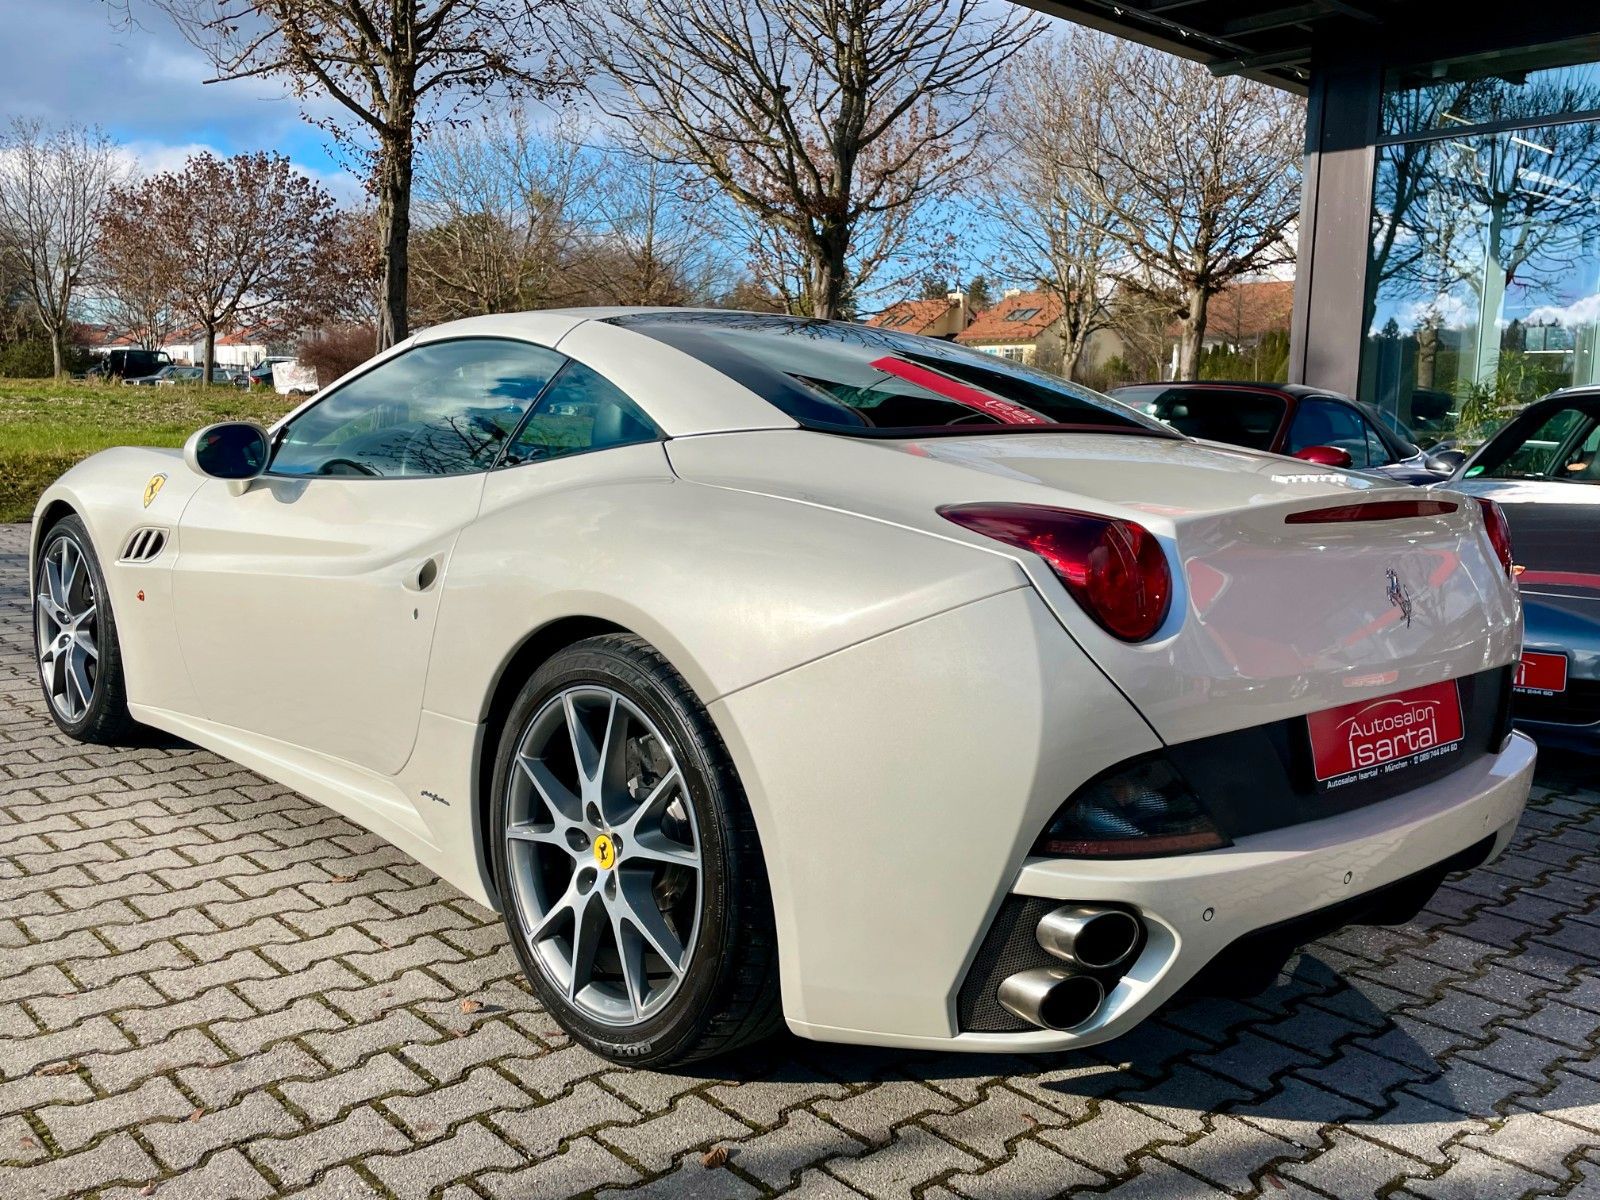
[266,335,570,482]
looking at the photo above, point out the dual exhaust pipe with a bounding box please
[997,905,1141,1032]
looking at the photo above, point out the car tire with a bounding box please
[33,515,137,745]
[490,633,781,1067]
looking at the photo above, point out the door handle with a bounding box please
[405,557,440,592]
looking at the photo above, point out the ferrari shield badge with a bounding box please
[143,473,167,508]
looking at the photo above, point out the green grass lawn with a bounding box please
[0,378,292,523]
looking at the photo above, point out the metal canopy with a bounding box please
[1011,0,1397,92]
[1017,2,1600,94]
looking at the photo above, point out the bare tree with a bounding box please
[100,151,341,380]
[411,111,597,322]
[139,0,575,349]
[713,276,787,312]
[0,121,127,376]
[1071,37,1301,379]
[570,0,1037,319]
[575,153,727,306]
[982,35,1125,381]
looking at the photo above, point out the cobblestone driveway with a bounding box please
[2,523,1599,1200]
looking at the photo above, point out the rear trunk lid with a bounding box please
[1454,477,1600,600]
[671,430,1522,746]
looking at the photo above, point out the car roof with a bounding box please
[1544,386,1600,404]
[367,308,802,439]
[414,306,726,341]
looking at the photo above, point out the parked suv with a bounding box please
[86,348,173,381]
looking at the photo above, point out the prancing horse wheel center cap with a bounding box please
[592,834,616,870]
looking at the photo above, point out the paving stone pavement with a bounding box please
[2,520,1599,1199]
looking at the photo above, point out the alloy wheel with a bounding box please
[504,685,703,1026]
[36,536,98,723]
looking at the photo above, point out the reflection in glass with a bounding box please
[271,338,564,477]
[1382,47,1600,139]
[1362,106,1600,445]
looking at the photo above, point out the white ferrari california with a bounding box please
[33,310,1536,1066]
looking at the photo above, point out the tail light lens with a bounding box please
[1475,498,1515,579]
[1034,757,1228,858]
[939,503,1172,641]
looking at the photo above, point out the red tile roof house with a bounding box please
[1165,279,1295,374]
[955,289,1064,365]
[952,288,1128,378]
[865,292,973,339]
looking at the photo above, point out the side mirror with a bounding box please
[184,421,271,493]
[1425,449,1466,474]
[1292,444,1354,468]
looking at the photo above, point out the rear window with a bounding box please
[1114,386,1287,451]
[612,313,1173,437]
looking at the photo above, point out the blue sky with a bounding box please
[6,0,1015,304]
[5,0,362,199]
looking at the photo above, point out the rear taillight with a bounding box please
[1475,497,1515,579]
[939,503,1172,641]
[1034,757,1228,858]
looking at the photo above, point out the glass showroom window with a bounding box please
[1362,52,1600,447]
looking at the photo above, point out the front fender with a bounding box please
[31,448,200,713]
[31,447,193,575]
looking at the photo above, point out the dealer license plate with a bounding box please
[1306,680,1465,790]
[1514,651,1568,695]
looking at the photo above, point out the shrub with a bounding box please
[297,324,379,387]
[0,339,58,378]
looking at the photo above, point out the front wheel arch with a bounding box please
[30,499,80,584]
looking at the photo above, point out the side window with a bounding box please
[1286,400,1370,468]
[500,360,660,467]
[271,339,564,478]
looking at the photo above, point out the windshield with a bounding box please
[1468,404,1600,483]
[1112,385,1286,450]
[612,312,1172,437]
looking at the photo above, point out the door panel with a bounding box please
[171,473,484,774]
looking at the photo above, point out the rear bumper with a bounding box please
[790,730,1535,1052]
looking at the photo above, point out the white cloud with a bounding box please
[0,0,361,199]
[1379,291,1476,336]
[108,139,368,204]
[1525,292,1600,328]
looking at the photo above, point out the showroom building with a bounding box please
[1027,3,1600,440]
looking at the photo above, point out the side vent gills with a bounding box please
[120,527,169,563]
